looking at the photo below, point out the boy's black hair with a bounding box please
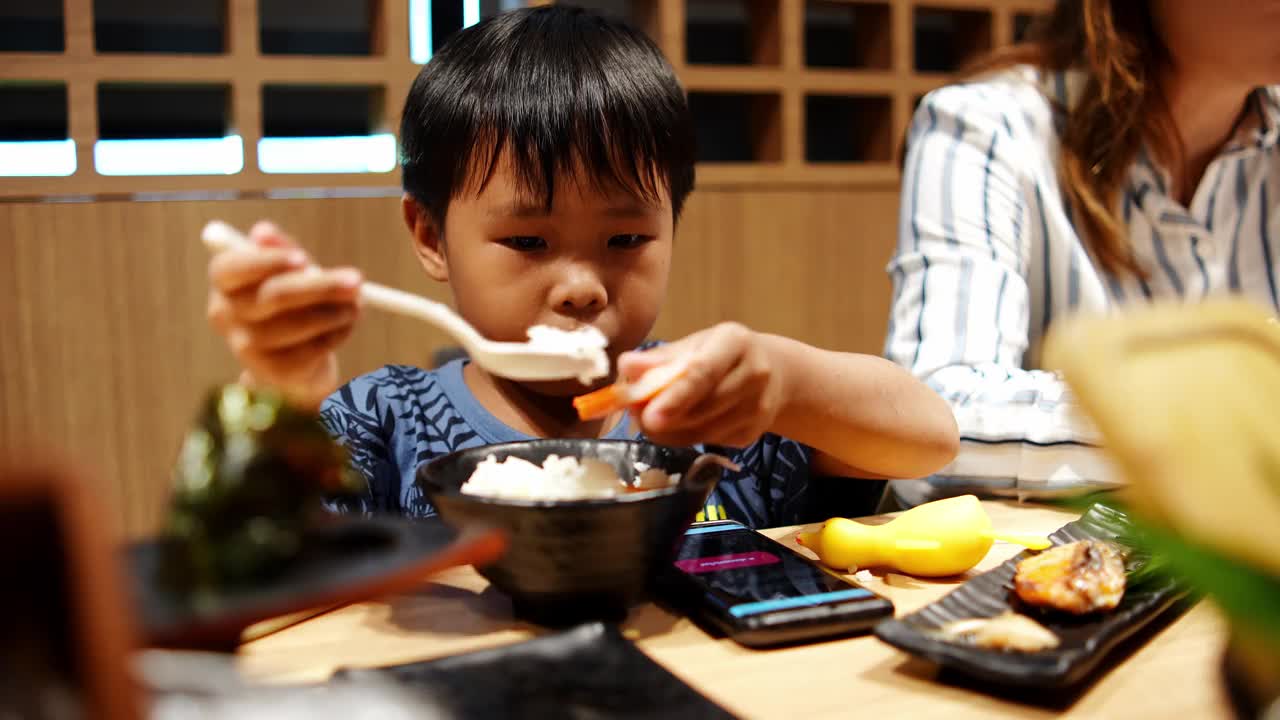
[400,5,696,225]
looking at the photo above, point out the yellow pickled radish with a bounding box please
[795,495,1048,577]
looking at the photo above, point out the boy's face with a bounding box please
[408,152,675,396]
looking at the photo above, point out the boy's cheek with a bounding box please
[451,274,546,341]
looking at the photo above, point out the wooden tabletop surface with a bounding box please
[237,500,1233,719]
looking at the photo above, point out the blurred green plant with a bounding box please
[163,384,362,595]
[1044,300,1280,718]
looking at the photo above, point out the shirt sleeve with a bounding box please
[885,85,1118,493]
[709,435,886,528]
[319,370,408,514]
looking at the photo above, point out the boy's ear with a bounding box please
[402,194,448,282]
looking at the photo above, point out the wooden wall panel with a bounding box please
[659,188,898,352]
[0,187,898,537]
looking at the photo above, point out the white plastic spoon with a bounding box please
[200,220,609,383]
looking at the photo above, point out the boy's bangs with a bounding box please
[462,120,669,211]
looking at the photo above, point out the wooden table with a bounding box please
[238,501,1233,718]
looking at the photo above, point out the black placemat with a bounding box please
[341,622,738,719]
[874,504,1191,688]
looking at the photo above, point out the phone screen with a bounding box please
[672,522,875,617]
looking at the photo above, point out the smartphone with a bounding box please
[658,520,894,648]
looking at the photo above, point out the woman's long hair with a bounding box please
[969,0,1175,277]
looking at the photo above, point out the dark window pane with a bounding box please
[262,85,382,137]
[97,84,229,139]
[260,0,372,55]
[804,2,890,69]
[567,0,641,25]
[687,0,751,65]
[0,0,64,52]
[805,94,892,163]
[567,0,654,37]
[689,92,780,162]
[1014,13,1042,43]
[94,0,224,54]
[686,0,776,66]
[0,83,67,140]
[913,7,991,73]
[432,0,465,55]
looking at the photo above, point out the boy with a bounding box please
[206,6,958,528]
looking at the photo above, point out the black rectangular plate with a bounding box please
[873,504,1190,688]
[340,622,738,719]
[129,515,460,647]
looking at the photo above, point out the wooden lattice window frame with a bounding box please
[0,0,1050,199]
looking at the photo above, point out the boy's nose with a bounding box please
[550,267,608,314]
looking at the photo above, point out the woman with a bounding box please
[885,0,1280,503]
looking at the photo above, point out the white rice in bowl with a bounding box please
[460,454,678,500]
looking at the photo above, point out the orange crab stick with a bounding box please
[573,360,689,421]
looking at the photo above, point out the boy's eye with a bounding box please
[608,234,653,249]
[500,236,548,252]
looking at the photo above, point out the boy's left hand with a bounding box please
[617,322,784,448]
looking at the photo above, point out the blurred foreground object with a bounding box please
[163,384,361,591]
[132,384,506,649]
[1046,299,1280,718]
[0,460,141,720]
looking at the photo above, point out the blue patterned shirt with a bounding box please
[319,360,883,529]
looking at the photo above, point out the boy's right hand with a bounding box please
[206,221,363,410]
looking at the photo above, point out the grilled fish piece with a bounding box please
[1013,540,1126,614]
[938,612,1061,653]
